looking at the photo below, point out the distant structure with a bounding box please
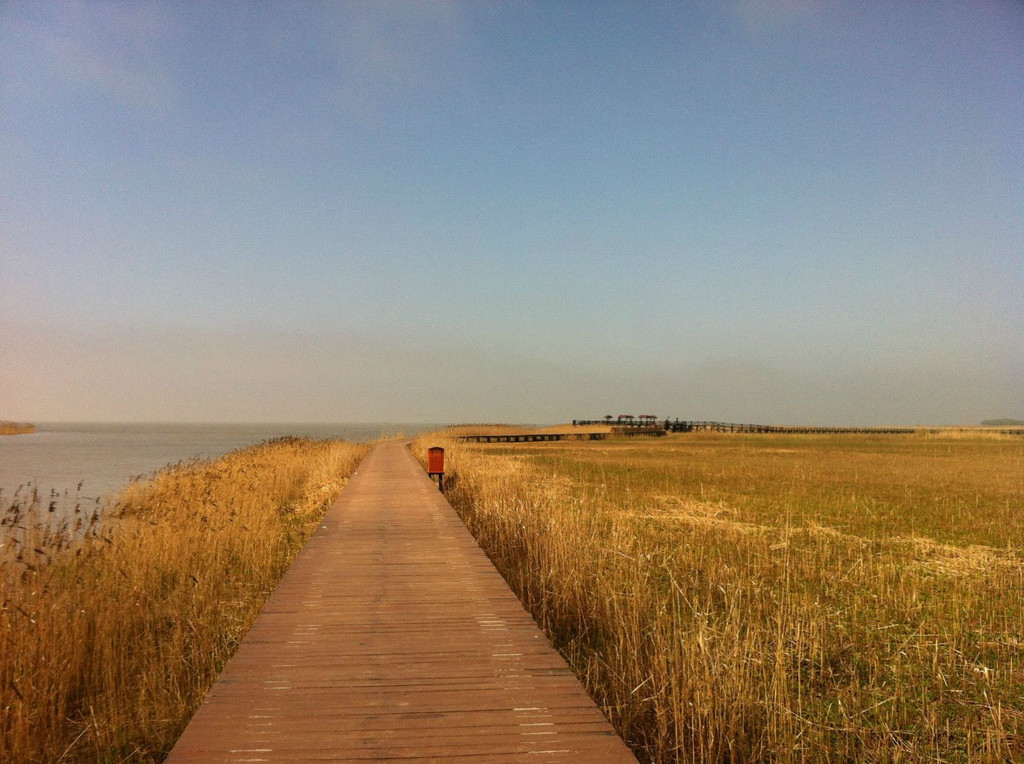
[571,417,924,435]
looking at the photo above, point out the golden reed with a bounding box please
[1,437,367,762]
[415,431,1024,762]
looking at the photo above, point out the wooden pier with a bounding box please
[664,421,919,434]
[455,432,609,443]
[573,418,922,435]
[167,440,635,762]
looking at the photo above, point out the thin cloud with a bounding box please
[316,1,465,121]
[731,0,821,35]
[5,1,180,110]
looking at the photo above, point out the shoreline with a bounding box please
[0,422,35,436]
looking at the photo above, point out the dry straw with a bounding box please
[415,432,1024,762]
[1,436,367,762]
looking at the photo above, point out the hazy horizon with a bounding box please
[10,415,1020,429]
[3,2,1021,427]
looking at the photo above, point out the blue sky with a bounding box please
[2,1,1021,425]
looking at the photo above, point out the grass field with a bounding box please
[415,430,1024,762]
[1,437,368,762]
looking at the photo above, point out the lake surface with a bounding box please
[0,422,442,509]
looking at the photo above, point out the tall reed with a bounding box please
[1,436,367,762]
[415,433,1024,762]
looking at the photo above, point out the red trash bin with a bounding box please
[427,447,445,491]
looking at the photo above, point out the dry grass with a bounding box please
[443,424,541,436]
[414,431,1024,762]
[0,421,35,435]
[443,422,613,436]
[1,436,368,762]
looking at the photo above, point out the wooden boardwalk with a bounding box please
[168,440,635,762]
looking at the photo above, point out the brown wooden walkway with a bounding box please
[168,440,636,762]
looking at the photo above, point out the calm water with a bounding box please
[0,422,442,508]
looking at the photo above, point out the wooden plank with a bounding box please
[167,441,635,762]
